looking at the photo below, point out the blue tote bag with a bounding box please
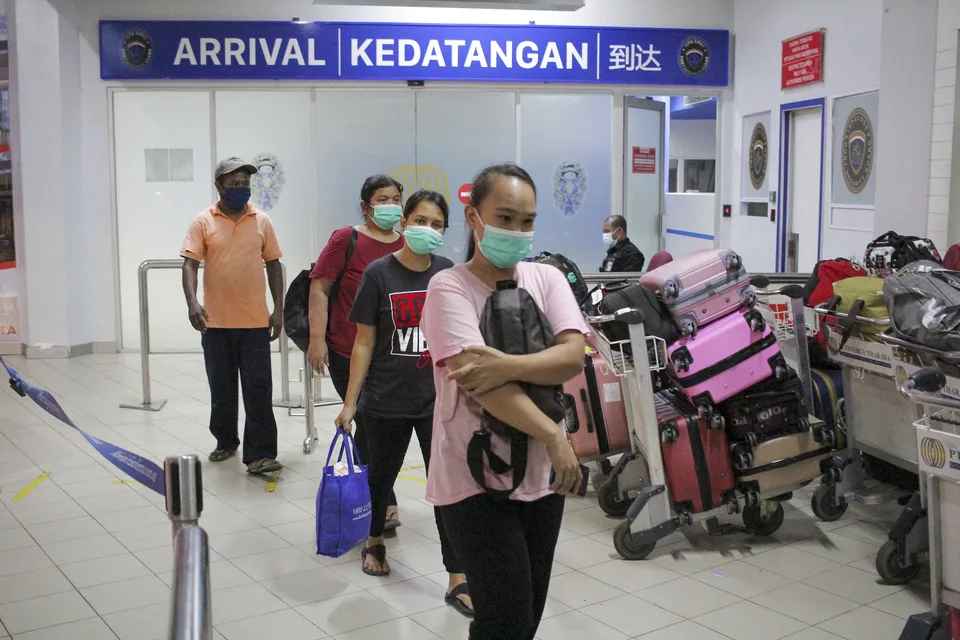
[315,429,372,558]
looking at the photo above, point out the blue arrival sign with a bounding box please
[99,21,729,86]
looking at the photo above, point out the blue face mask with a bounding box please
[476,219,535,269]
[371,204,403,230]
[222,187,251,211]
[404,225,444,255]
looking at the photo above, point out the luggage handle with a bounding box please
[879,328,960,364]
[812,302,890,325]
[585,307,646,326]
[898,366,960,411]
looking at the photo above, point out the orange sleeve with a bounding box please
[180,217,205,261]
[261,215,283,262]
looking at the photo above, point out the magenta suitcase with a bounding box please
[668,308,788,417]
[563,353,631,459]
[639,248,755,336]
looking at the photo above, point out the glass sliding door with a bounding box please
[623,97,666,264]
[519,93,613,272]
[414,91,517,260]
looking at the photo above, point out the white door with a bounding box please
[623,97,666,264]
[786,107,823,272]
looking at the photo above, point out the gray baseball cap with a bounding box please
[215,157,258,180]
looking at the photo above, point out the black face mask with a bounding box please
[221,187,251,210]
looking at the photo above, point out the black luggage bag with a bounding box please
[717,368,809,446]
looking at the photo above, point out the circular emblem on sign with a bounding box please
[749,123,768,191]
[679,37,710,77]
[920,436,947,469]
[553,161,588,218]
[250,153,285,211]
[121,29,152,70]
[841,107,875,195]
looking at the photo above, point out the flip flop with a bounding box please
[361,544,390,577]
[208,449,236,462]
[445,583,474,618]
[383,511,402,532]
[246,459,283,475]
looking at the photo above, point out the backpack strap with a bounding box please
[827,296,865,354]
[328,226,359,307]
[466,426,529,502]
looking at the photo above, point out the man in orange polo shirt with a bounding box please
[180,157,285,474]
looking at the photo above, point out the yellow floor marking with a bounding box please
[397,474,427,484]
[13,472,51,501]
[265,470,282,492]
[399,464,425,472]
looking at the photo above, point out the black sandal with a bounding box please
[361,544,390,577]
[445,583,474,618]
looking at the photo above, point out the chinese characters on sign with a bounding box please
[609,44,661,72]
[632,147,656,174]
[781,30,824,90]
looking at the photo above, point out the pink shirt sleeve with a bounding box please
[421,271,485,367]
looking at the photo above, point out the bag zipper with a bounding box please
[672,333,777,388]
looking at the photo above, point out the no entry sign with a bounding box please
[458,183,473,205]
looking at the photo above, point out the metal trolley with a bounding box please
[892,366,960,640]
[585,278,830,561]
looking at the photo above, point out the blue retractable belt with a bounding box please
[1,356,166,496]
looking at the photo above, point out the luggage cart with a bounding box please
[810,306,916,533]
[586,301,800,561]
[890,366,960,640]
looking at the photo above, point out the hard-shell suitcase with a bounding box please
[810,367,845,449]
[639,248,755,336]
[655,390,736,514]
[563,353,631,459]
[717,367,808,445]
[668,308,788,416]
[732,429,833,497]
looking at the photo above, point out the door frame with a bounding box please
[776,97,826,272]
[622,96,667,252]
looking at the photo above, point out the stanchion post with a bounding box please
[273,262,295,408]
[168,525,212,640]
[164,454,203,544]
[120,261,168,412]
[303,352,318,454]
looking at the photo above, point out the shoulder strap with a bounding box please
[829,298,865,354]
[466,427,529,502]
[329,227,359,304]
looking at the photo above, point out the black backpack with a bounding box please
[283,227,358,352]
[468,280,566,501]
[535,252,589,308]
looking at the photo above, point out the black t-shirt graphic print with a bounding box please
[348,253,454,419]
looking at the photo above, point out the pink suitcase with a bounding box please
[639,248,755,336]
[563,353,631,459]
[668,308,787,418]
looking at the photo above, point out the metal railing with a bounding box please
[120,259,291,412]
[164,454,211,639]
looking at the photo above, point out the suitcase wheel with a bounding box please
[679,318,697,337]
[745,432,759,448]
[709,414,725,431]
[697,402,712,419]
[744,309,765,333]
[798,417,810,432]
[814,426,835,447]
[740,288,758,309]
[743,501,785,536]
[672,352,692,373]
[734,450,753,471]
[660,424,679,444]
[774,364,787,381]
[725,252,742,271]
[663,278,680,299]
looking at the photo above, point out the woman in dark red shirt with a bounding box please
[308,174,405,531]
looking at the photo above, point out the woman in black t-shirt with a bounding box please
[335,190,472,616]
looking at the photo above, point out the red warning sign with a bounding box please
[458,183,472,205]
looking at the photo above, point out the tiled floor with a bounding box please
[0,352,937,639]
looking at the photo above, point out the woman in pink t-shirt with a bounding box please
[420,164,590,640]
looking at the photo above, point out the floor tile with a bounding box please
[103,602,169,640]
[580,559,680,593]
[789,532,877,565]
[802,565,906,605]
[229,546,320,582]
[743,546,841,581]
[25,515,107,544]
[367,576,447,616]
[409,605,472,640]
[633,620,736,640]
[12,617,120,640]
[693,560,793,599]
[0,546,54,577]
[552,536,619,571]
[534,610,628,640]
[580,593,683,637]
[694,600,807,640]
[635,575,742,617]
[783,629,845,640]
[648,541,740,576]
[264,567,362,607]
[867,586,931,619]
[0,590,97,634]
[216,609,326,640]
[80,574,171,616]
[547,571,625,610]
[0,567,73,604]
[42,533,128,565]
[296,592,404,635]
[211,583,288,626]
[208,529,290,559]
[752,582,860,625]
[9,500,87,526]
[0,527,38,553]
[58,553,152,588]
[818,606,906,640]
[388,542,447,576]
[333,616,441,640]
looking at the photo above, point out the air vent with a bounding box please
[314,0,584,9]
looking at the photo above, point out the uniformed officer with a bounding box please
[600,215,645,272]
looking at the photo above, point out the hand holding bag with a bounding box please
[315,429,372,558]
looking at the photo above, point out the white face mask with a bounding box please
[602,232,616,249]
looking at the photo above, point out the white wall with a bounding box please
[8,0,733,353]
[723,0,883,273]
[937,0,960,250]
[669,119,717,160]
